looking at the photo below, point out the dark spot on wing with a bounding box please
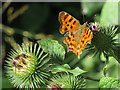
[83,35,85,37]
[68,36,71,40]
[81,40,84,43]
[70,26,73,29]
[84,28,87,33]
[73,21,76,25]
[88,33,90,37]
[69,17,73,22]
[71,32,75,37]
[69,48,73,50]
[70,43,73,45]
[72,38,75,41]
[64,14,69,20]
[65,28,67,31]
[84,37,87,39]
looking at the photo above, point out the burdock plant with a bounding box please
[5,42,51,88]
[48,73,86,89]
[87,22,119,61]
[86,22,119,76]
[4,23,119,89]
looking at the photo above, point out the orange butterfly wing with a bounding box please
[58,11,93,59]
[58,11,81,34]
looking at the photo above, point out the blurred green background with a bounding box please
[1,1,119,89]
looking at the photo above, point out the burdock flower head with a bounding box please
[86,22,119,63]
[5,42,51,88]
[48,73,86,89]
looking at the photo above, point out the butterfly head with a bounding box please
[89,22,100,32]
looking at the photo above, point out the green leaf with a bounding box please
[99,77,120,88]
[119,2,120,25]
[81,2,104,17]
[52,64,87,76]
[100,1,118,25]
[37,39,65,60]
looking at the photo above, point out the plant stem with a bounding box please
[84,76,100,82]
[103,53,109,77]
[2,2,11,14]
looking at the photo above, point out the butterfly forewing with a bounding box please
[58,11,81,34]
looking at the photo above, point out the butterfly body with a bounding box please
[58,11,93,59]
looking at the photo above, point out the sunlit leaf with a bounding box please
[100,1,118,25]
[37,39,65,60]
[81,2,104,16]
[52,64,87,76]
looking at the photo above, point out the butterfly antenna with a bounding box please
[82,13,86,23]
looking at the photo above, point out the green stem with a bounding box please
[2,24,35,38]
[103,53,109,77]
[2,2,12,14]
[84,76,100,82]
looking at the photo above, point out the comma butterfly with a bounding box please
[58,11,93,59]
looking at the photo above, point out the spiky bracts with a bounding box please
[86,23,119,62]
[5,42,51,88]
[93,25,118,53]
[48,73,86,89]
